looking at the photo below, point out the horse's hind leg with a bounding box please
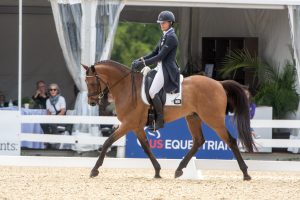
[90,124,130,178]
[134,128,161,178]
[175,113,205,178]
[214,127,251,181]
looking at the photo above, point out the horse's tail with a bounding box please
[220,80,256,152]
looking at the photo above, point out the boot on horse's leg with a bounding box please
[149,94,164,131]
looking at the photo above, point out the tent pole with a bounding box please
[18,0,22,112]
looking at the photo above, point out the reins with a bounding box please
[130,70,137,106]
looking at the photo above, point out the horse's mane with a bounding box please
[95,60,131,74]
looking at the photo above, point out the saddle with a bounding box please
[141,69,183,127]
[141,70,183,106]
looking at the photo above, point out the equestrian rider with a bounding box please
[131,10,180,130]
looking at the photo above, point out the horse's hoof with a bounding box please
[90,169,99,178]
[175,170,183,178]
[154,174,162,179]
[243,175,251,181]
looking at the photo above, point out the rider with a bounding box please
[131,10,180,130]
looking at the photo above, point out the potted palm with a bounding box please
[219,48,269,88]
[254,61,299,119]
[220,48,299,119]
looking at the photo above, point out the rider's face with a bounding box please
[160,21,171,31]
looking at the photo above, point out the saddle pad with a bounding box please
[141,74,183,106]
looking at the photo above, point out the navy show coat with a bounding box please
[143,28,180,93]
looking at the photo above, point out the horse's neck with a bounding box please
[105,68,129,85]
[110,72,142,102]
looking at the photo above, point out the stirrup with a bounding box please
[148,121,155,131]
[148,120,164,131]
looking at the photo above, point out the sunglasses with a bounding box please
[49,88,57,91]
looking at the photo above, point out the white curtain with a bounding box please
[50,0,124,151]
[288,5,300,153]
[288,6,300,86]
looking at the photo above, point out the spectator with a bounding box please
[44,83,66,135]
[0,93,8,107]
[44,83,69,149]
[32,80,48,109]
[46,83,66,115]
[243,86,260,139]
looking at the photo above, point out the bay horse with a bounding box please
[83,60,255,181]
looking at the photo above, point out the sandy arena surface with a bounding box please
[0,166,299,200]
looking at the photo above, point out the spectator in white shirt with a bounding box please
[46,83,66,115]
[43,83,67,140]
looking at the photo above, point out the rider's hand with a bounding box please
[131,60,142,71]
[133,58,140,63]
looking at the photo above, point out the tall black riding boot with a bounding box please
[150,94,164,131]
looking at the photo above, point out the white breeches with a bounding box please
[149,62,164,99]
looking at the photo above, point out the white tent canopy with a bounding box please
[125,0,300,9]
[1,0,300,115]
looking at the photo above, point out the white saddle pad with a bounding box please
[141,74,183,106]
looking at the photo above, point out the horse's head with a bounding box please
[82,64,108,106]
[83,60,138,107]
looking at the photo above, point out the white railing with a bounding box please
[21,115,120,125]
[251,120,300,128]
[20,115,300,150]
[20,115,125,157]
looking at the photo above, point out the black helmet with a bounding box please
[157,11,175,24]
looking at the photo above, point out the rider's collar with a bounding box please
[163,27,173,36]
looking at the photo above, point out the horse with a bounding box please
[83,60,256,181]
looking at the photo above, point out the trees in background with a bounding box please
[111,22,161,67]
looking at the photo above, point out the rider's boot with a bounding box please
[149,94,164,131]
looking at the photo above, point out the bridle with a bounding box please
[86,74,107,104]
[85,65,132,105]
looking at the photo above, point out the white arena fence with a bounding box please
[21,115,126,158]
[0,115,297,176]
[20,115,300,149]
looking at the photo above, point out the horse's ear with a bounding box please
[81,63,89,71]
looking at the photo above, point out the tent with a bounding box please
[1,0,300,104]
[1,1,300,146]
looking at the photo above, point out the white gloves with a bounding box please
[141,66,151,76]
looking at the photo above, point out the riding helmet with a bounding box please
[157,10,175,24]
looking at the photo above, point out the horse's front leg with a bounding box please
[90,124,129,178]
[135,128,161,178]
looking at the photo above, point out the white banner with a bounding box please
[0,111,21,155]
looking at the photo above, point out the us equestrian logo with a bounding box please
[137,129,229,151]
